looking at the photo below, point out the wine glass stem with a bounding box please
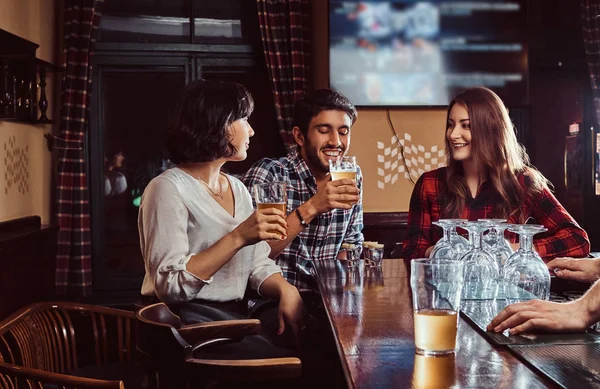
[520,233,533,252]
[496,227,508,247]
[496,228,507,239]
[443,227,452,242]
[468,229,483,249]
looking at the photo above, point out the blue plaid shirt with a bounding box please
[241,150,364,290]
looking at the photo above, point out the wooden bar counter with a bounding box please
[312,258,558,388]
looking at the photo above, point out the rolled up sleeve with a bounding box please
[139,178,213,303]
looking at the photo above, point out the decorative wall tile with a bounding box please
[377,134,445,189]
[3,135,29,195]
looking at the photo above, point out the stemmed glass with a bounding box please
[481,219,507,249]
[479,219,514,273]
[430,219,460,260]
[458,221,500,299]
[449,220,470,257]
[430,219,469,260]
[503,225,550,302]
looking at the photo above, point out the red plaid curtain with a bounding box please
[257,0,311,152]
[55,0,104,297]
[582,0,600,127]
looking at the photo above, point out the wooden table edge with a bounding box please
[313,268,356,389]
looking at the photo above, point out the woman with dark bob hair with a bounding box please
[402,86,590,260]
[138,80,305,353]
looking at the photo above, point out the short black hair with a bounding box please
[165,79,254,164]
[292,89,357,136]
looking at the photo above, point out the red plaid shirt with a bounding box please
[401,167,590,260]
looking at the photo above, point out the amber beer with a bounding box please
[410,259,464,356]
[329,156,357,204]
[330,169,357,204]
[257,202,287,234]
[330,170,357,181]
[257,202,286,213]
[254,182,287,235]
[413,309,458,352]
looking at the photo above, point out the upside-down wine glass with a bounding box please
[430,219,470,259]
[430,219,461,260]
[479,219,514,273]
[449,220,470,258]
[458,221,500,300]
[481,219,507,249]
[503,224,550,302]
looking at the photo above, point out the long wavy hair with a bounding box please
[442,87,548,222]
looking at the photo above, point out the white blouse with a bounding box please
[138,168,282,303]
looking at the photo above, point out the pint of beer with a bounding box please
[410,258,464,356]
[253,182,288,234]
[329,156,357,182]
[329,156,357,205]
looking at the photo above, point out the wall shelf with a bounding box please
[0,29,63,124]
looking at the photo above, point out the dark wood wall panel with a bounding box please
[363,212,408,258]
[0,216,58,319]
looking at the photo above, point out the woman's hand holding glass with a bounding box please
[234,208,288,245]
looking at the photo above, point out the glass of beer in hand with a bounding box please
[253,182,287,234]
[410,258,464,356]
[329,156,357,181]
[329,156,357,205]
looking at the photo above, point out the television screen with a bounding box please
[329,1,528,106]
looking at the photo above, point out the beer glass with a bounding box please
[253,182,287,234]
[411,258,464,355]
[329,156,357,181]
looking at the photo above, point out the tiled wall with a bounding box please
[3,134,30,195]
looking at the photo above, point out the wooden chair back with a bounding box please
[0,301,136,388]
[136,303,191,365]
[137,303,180,329]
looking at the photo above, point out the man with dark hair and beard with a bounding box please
[242,89,364,291]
